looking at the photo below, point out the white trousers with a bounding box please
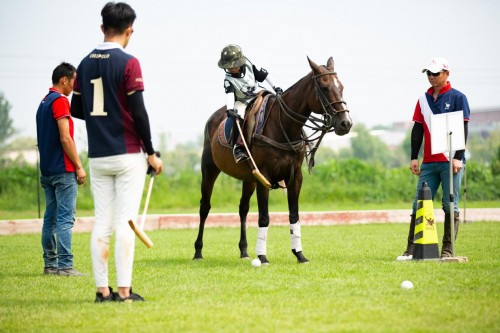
[235,101,247,119]
[89,153,147,288]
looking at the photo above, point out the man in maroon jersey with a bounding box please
[71,2,163,302]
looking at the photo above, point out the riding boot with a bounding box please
[406,214,416,255]
[231,118,248,163]
[441,213,453,258]
[396,214,415,261]
[454,211,460,239]
[230,118,239,146]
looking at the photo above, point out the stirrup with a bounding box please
[233,145,249,163]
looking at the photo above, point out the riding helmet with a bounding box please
[218,44,245,69]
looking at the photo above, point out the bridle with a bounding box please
[274,69,350,172]
[311,71,350,129]
[276,70,349,131]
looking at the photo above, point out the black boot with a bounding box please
[396,214,415,260]
[441,213,453,258]
[231,119,248,163]
[233,145,249,163]
[454,211,460,239]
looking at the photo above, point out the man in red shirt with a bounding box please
[36,62,86,276]
[396,57,470,261]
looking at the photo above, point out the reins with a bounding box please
[254,69,350,173]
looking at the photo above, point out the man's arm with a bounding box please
[410,122,424,160]
[128,91,163,175]
[70,93,84,119]
[451,121,468,173]
[453,121,468,161]
[409,122,424,175]
[252,65,268,82]
[127,91,154,155]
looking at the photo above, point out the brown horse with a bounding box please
[194,57,352,264]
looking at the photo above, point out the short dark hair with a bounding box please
[52,62,76,84]
[101,2,136,34]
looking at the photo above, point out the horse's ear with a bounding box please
[307,56,320,74]
[327,57,334,70]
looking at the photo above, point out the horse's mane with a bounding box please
[286,70,313,92]
[285,65,330,93]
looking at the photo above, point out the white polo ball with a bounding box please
[400,280,414,289]
[251,258,261,267]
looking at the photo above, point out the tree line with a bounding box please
[1,92,499,216]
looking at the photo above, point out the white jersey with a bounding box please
[224,59,266,103]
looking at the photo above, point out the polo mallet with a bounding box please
[128,152,160,248]
[235,120,271,189]
[463,165,467,223]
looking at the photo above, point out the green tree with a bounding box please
[0,92,16,167]
[7,136,37,150]
[164,140,202,175]
[346,124,401,167]
[0,92,15,149]
[491,145,500,176]
[400,125,423,163]
[401,127,412,159]
[467,129,500,164]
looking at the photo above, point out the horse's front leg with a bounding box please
[255,183,271,264]
[287,169,309,263]
[238,181,256,258]
[194,149,221,260]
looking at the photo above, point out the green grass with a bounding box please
[1,223,499,332]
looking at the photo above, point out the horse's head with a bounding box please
[307,57,353,135]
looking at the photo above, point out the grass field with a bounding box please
[1,222,499,333]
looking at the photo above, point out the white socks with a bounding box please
[256,227,268,256]
[255,223,303,257]
[290,222,302,252]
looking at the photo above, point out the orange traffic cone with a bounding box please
[412,182,440,260]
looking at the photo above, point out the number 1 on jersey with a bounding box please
[90,78,107,116]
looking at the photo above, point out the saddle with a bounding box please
[217,91,273,148]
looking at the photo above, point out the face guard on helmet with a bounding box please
[218,44,245,69]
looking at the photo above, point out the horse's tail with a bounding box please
[203,120,212,145]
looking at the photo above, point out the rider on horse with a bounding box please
[217,44,283,163]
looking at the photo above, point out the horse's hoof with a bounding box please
[258,255,270,265]
[292,250,309,264]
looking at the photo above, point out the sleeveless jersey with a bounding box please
[413,82,470,163]
[73,42,145,158]
[36,89,76,176]
[224,59,267,102]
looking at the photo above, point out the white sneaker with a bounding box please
[396,254,413,261]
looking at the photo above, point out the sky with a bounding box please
[1,0,499,150]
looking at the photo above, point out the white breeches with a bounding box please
[89,153,147,288]
[235,101,247,119]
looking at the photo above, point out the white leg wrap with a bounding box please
[290,222,302,252]
[256,227,268,256]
